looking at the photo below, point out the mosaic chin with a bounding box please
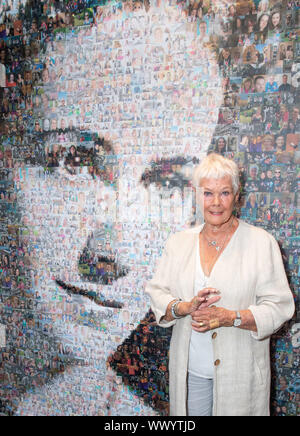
[3,1,223,416]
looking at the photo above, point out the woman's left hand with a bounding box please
[191,306,235,333]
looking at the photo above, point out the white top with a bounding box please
[188,236,214,379]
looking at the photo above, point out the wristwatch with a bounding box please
[233,311,242,327]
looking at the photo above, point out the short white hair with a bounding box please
[193,153,240,194]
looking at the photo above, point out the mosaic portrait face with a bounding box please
[2,0,298,418]
[12,1,223,415]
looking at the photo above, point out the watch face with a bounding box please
[234,319,242,327]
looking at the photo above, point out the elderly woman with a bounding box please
[146,153,294,416]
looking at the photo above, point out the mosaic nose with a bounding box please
[78,229,128,285]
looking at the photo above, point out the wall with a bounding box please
[0,0,299,416]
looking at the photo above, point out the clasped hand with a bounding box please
[187,288,233,333]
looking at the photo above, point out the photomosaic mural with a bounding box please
[0,0,299,416]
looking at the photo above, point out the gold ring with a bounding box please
[199,321,204,327]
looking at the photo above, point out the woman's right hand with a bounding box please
[177,288,221,317]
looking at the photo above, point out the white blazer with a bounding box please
[146,220,295,416]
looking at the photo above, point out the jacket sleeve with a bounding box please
[248,234,295,341]
[145,234,178,328]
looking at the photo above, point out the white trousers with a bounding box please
[187,373,213,416]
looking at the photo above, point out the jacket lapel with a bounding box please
[179,229,201,302]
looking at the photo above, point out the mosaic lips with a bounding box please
[55,279,124,309]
